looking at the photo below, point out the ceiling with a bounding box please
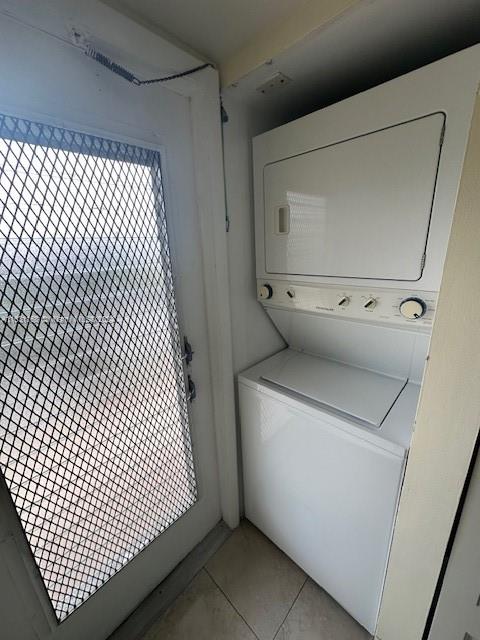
[104,0,480,129]
[223,0,480,127]
[104,0,307,63]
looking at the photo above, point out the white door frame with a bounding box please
[0,0,239,527]
[6,0,240,528]
[0,0,239,637]
[428,441,480,639]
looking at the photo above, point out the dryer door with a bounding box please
[263,113,444,280]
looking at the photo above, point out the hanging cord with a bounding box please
[219,97,230,232]
[84,46,213,86]
[0,12,213,85]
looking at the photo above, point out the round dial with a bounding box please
[337,295,350,307]
[258,284,273,300]
[399,297,427,320]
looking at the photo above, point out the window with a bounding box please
[0,114,197,620]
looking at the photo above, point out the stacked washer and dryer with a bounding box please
[238,45,480,634]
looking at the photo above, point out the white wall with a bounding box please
[222,97,285,513]
[223,97,285,376]
[376,92,480,640]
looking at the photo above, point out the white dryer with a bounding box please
[240,45,480,635]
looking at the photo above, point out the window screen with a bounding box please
[0,114,197,620]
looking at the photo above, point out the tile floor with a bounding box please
[141,520,372,640]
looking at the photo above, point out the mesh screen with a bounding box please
[0,114,197,620]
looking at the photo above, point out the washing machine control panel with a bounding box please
[257,280,437,330]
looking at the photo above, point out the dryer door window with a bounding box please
[263,112,444,280]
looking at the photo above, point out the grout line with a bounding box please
[272,576,308,640]
[108,522,232,640]
[204,567,261,640]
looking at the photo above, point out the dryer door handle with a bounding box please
[275,204,290,235]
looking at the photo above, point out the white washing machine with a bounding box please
[240,45,480,635]
[239,307,429,633]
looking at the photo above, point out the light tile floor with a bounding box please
[141,520,372,640]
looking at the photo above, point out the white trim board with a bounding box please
[190,67,240,529]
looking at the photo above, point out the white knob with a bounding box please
[337,296,350,307]
[258,284,273,300]
[399,297,426,320]
[363,297,377,310]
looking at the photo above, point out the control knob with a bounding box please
[337,295,350,307]
[363,297,377,311]
[399,297,427,320]
[258,284,273,300]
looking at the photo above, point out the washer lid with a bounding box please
[261,351,407,428]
